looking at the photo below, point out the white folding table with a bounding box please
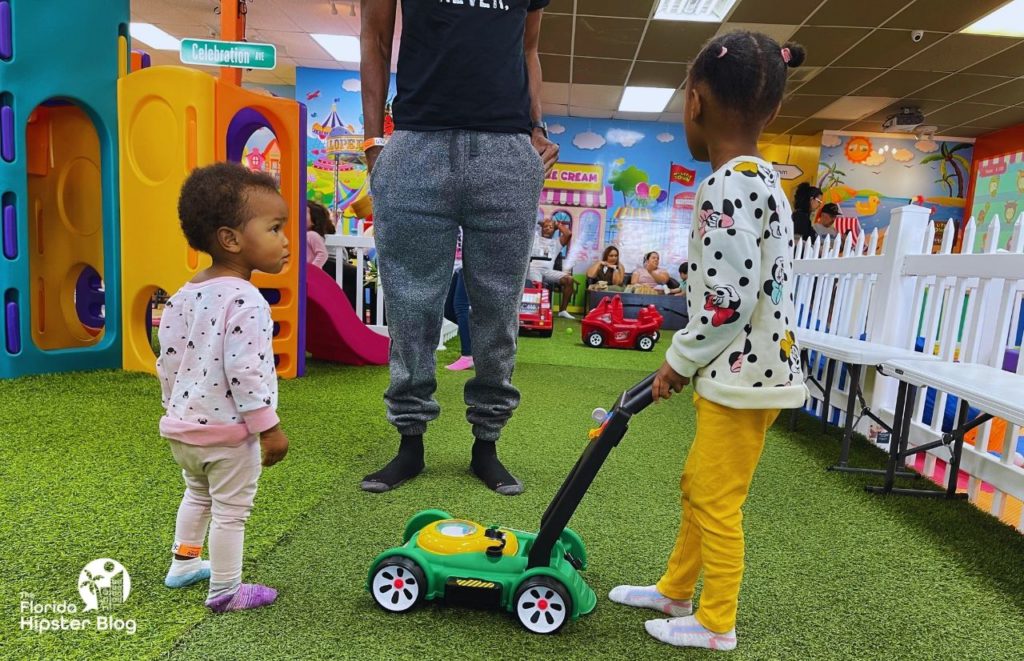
[796,329,939,475]
[869,359,1024,498]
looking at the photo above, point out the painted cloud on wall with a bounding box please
[342,79,361,92]
[656,132,675,143]
[822,133,842,148]
[573,130,606,150]
[863,151,886,167]
[607,128,645,148]
[893,148,915,162]
[548,123,566,135]
[914,139,939,153]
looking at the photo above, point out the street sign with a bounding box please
[180,38,277,70]
[772,163,804,181]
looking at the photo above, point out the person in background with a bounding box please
[631,251,672,288]
[586,245,626,288]
[791,182,822,242]
[814,202,839,238]
[669,261,689,295]
[306,201,335,274]
[529,217,577,319]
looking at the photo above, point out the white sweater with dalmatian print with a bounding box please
[156,277,279,446]
[666,156,808,410]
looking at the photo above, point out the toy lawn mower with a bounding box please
[367,373,657,634]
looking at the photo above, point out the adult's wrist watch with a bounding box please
[530,121,548,138]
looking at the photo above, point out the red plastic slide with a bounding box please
[305,264,389,366]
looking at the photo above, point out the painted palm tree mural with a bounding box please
[935,171,956,197]
[921,142,971,198]
[817,161,846,191]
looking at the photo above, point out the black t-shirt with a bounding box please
[394,0,550,134]
[792,210,814,241]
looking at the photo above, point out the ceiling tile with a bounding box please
[793,67,885,96]
[546,0,575,14]
[539,13,574,55]
[789,27,871,67]
[911,73,1008,102]
[715,23,799,45]
[852,69,945,97]
[253,30,329,61]
[807,0,909,27]
[941,126,993,138]
[845,120,887,132]
[665,90,686,113]
[969,106,1024,130]
[540,54,571,83]
[964,79,1024,106]
[627,61,688,88]
[570,106,615,119]
[766,116,807,133]
[262,0,338,33]
[895,34,1015,73]
[886,0,1010,32]
[612,111,662,121]
[833,29,939,68]
[782,95,840,117]
[577,0,656,19]
[638,20,719,62]
[925,102,1002,126]
[574,16,646,59]
[964,43,1024,77]
[813,95,899,120]
[570,83,624,109]
[572,57,632,85]
[728,0,823,24]
[542,82,570,105]
[792,117,856,133]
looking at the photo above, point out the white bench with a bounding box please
[796,329,939,475]
[869,359,1024,498]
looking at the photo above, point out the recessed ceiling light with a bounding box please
[129,23,181,51]
[963,0,1024,37]
[654,0,740,23]
[619,87,676,113]
[311,34,360,62]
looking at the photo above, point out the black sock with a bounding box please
[361,434,424,492]
[471,439,523,495]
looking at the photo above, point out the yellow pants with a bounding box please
[656,394,779,633]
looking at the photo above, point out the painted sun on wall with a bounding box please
[817,132,974,246]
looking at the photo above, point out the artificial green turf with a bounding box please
[2,318,1023,660]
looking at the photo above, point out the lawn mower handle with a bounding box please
[619,372,656,415]
[528,371,659,570]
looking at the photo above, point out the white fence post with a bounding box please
[864,205,931,411]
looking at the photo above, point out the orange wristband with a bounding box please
[362,137,386,152]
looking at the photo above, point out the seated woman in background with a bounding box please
[586,245,626,289]
[630,251,672,289]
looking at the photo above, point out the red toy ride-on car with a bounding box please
[581,295,663,351]
[519,282,553,337]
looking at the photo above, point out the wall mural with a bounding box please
[295,67,397,232]
[817,132,974,251]
[970,150,1024,252]
[543,117,710,273]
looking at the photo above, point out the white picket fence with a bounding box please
[792,205,1024,530]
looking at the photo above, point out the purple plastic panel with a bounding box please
[296,103,307,377]
[2,198,14,259]
[226,107,272,162]
[1,104,13,162]
[0,1,11,60]
[74,265,106,329]
[5,294,19,354]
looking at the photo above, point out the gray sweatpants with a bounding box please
[370,130,545,442]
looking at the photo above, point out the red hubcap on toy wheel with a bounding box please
[537,599,548,610]
[394,579,404,589]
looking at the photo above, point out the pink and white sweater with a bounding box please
[156,277,279,446]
